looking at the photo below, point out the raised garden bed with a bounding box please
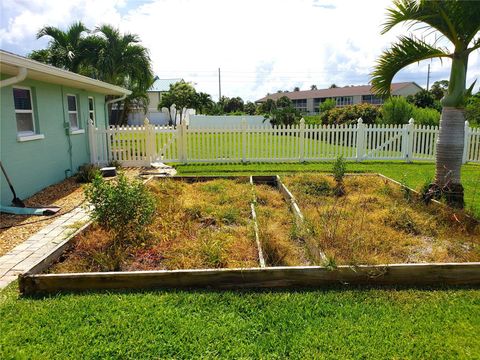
[282,174,480,266]
[19,174,480,295]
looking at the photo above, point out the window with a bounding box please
[88,97,96,125]
[13,87,35,135]
[362,95,384,105]
[335,96,353,106]
[67,94,79,129]
[292,99,308,113]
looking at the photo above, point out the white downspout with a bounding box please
[106,93,128,106]
[0,67,27,88]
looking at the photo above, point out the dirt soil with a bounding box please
[0,168,142,256]
[282,174,480,266]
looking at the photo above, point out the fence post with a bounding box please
[405,118,414,163]
[356,118,365,161]
[181,122,188,163]
[144,118,153,166]
[88,119,97,165]
[241,118,247,163]
[299,118,305,162]
[462,121,470,164]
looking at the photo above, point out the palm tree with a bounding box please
[81,25,154,124]
[31,21,89,72]
[371,0,480,208]
[195,92,214,114]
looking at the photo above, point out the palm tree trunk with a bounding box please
[434,54,468,208]
[435,107,465,185]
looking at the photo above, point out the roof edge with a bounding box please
[0,50,132,96]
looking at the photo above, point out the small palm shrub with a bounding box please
[76,164,100,183]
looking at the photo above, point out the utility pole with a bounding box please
[218,67,222,101]
[426,64,431,91]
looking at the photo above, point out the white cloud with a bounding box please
[1,0,479,101]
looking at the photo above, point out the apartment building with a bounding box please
[256,82,423,114]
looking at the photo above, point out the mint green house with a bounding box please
[0,50,131,205]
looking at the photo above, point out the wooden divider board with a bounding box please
[20,263,480,295]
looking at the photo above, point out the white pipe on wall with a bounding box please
[0,67,27,88]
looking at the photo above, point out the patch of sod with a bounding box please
[1,283,479,358]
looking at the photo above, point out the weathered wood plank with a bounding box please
[20,262,480,295]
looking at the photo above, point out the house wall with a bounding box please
[147,91,161,112]
[392,83,423,97]
[0,76,106,205]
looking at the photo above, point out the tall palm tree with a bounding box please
[81,25,154,124]
[195,92,214,114]
[371,0,480,208]
[31,21,89,72]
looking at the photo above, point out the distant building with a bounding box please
[128,77,182,125]
[256,82,423,115]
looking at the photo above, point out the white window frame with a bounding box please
[88,96,96,126]
[13,86,36,137]
[67,94,80,131]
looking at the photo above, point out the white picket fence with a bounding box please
[88,118,480,166]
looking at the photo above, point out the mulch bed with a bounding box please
[0,168,143,256]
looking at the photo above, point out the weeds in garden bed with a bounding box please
[50,178,258,273]
[254,184,309,266]
[283,174,480,266]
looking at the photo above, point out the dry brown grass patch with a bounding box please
[255,184,309,266]
[283,174,480,266]
[49,178,259,273]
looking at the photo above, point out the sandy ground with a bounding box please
[0,168,144,256]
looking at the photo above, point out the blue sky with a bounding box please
[1,0,478,101]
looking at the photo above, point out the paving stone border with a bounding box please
[0,207,90,289]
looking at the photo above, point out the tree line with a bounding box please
[29,21,154,125]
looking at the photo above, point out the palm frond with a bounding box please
[371,36,451,96]
[385,0,480,48]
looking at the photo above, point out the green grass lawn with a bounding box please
[1,162,479,359]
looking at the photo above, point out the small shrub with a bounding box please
[320,103,380,125]
[76,164,100,183]
[332,156,346,196]
[380,96,413,125]
[108,160,122,169]
[85,173,156,243]
[412,107,440,126]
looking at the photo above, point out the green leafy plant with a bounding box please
[85,172,156,243]
[380,96,413,125]
[75,164,100,183]
[332,156,347,196]
[411,107,441,126]
[108,160,122,169]
[320,103,380,125]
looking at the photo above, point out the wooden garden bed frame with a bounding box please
[19,174,480,295]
